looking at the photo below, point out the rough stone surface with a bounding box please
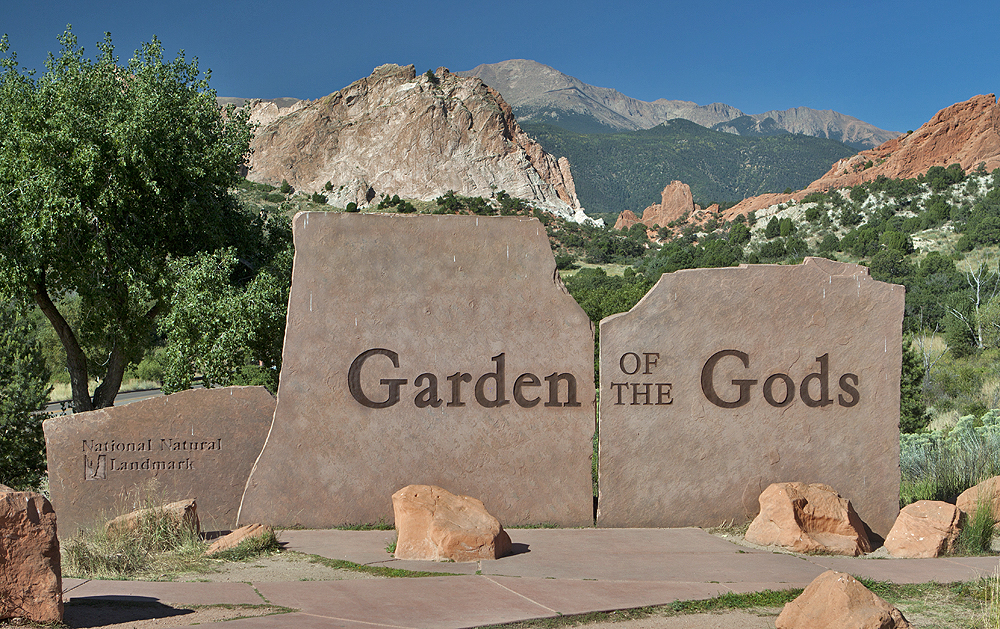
[0,487,62,624]
[44,386,274,535]
[204,523,273,557]
[239,214,595,528]
[392,485,512,561]
[884,500,963,558]
[244,64,591,223]
[956,475,1000,521]
[776,570,911,629]
[744,482,872,556]
[106,498,200,535]
[597,257,903,534]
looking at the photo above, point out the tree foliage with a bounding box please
[0,28,257,410]
[0,300,50,488]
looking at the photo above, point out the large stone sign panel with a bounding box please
[44,386,274,534]
[598,258,903,535]
[238,214,595,528]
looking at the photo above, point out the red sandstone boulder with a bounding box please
[392,485,512,562]
[777,570,910,629]
[744,482,872,556]
[106,498,200,536]
[956,475,1000,521]
[0,486,63,624]
[204,523,273,557]
[884,500,963,558]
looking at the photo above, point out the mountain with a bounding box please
[719,94,1000,220]
[458,60,898,150]
[520,119,857,215]
[241,64,589,222]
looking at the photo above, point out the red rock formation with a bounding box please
[883,500,962,558]
[613,209,641,230]
[777,571,911,629]
[722,94,1000,223]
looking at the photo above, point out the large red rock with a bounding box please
[776,570,910,629]
[956,475,1000,521]
[744,482,872,556]
[0,486,63,624]
[392,485,511,562]
[884,500,963,558]
[722,94,1000,223]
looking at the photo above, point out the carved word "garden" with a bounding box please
[701,350,859,409]
[348,348,582,409]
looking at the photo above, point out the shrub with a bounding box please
[0,301,51,489]
[324,181,333,191]
[280,179,292,194]
[311,192,328,204]
[345,202,359,213]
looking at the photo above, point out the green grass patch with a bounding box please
[207,528,281,562]
[300,552,460,578]
[332,519,395,531]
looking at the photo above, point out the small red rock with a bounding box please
[884,500,963,558]
[0,486,63,623]
[777,570,910,628]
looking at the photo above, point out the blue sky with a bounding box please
[3,0,996,134]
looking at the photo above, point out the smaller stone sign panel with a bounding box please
[597,258,903,536]
[238,213,595,528]
[44,386,274,535]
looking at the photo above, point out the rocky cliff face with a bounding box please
[244,64,589,222]
[720,94,1000,222]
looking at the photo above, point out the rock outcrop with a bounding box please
[776,571,910,629]
[244,64,590,223]
[392,485,512,562]
[721,94,1000,222]
[744,482,872,556]
[956,475,1000,520]
[884,500,963,558]
[0,485,62,624]
[614,181,721,234]
[204,523,273,557]
[106,498,200,536]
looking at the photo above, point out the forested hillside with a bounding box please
[522,120,857,217]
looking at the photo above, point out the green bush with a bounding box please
[345,202,359,213]
[0,302,51,489]
[280,179,292,194]
[311,192,328,204]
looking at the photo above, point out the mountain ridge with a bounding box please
[458,59,898,149]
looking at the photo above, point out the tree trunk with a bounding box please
[92,343,127,409]
[29,276,95,413]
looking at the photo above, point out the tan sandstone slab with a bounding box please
[238,213,595,528]
[44,386,274,534]
[598,257,903,535]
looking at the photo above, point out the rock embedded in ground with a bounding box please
[0,486,63,624]
[392,484,512,562]
[776,570,910,628]
[884,500,963,558]
[204,523,273,556]
[956,475,1000,521]
[107,498,200,535]
[744,482,872,556]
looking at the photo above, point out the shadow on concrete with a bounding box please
[63,596,194,628]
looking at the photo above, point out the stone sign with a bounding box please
[44,386,274,534]
[238,213,595,528]
[597,257,903,535]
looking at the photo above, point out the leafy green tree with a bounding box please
[0,29,255,411]
[764,217,781,239]
[899,338,930,433]
[0,300,51,488]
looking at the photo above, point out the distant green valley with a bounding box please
[522,119,857,217]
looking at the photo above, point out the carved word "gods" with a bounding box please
[701,350,859,409]
[348,348,582,409]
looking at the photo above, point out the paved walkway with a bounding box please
[61,528,1000,628]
